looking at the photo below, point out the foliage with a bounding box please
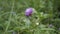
[0,0,60,34]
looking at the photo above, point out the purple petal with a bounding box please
[25,8,33,16]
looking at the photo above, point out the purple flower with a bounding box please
[25,8,33,16]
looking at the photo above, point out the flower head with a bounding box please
[25,8,33,16]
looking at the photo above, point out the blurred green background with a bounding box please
[0,0,60,34]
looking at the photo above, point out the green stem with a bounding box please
[4,0,15,34]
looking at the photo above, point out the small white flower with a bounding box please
[36,23,39,25]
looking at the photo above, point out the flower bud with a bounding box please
[25,8,33,16]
